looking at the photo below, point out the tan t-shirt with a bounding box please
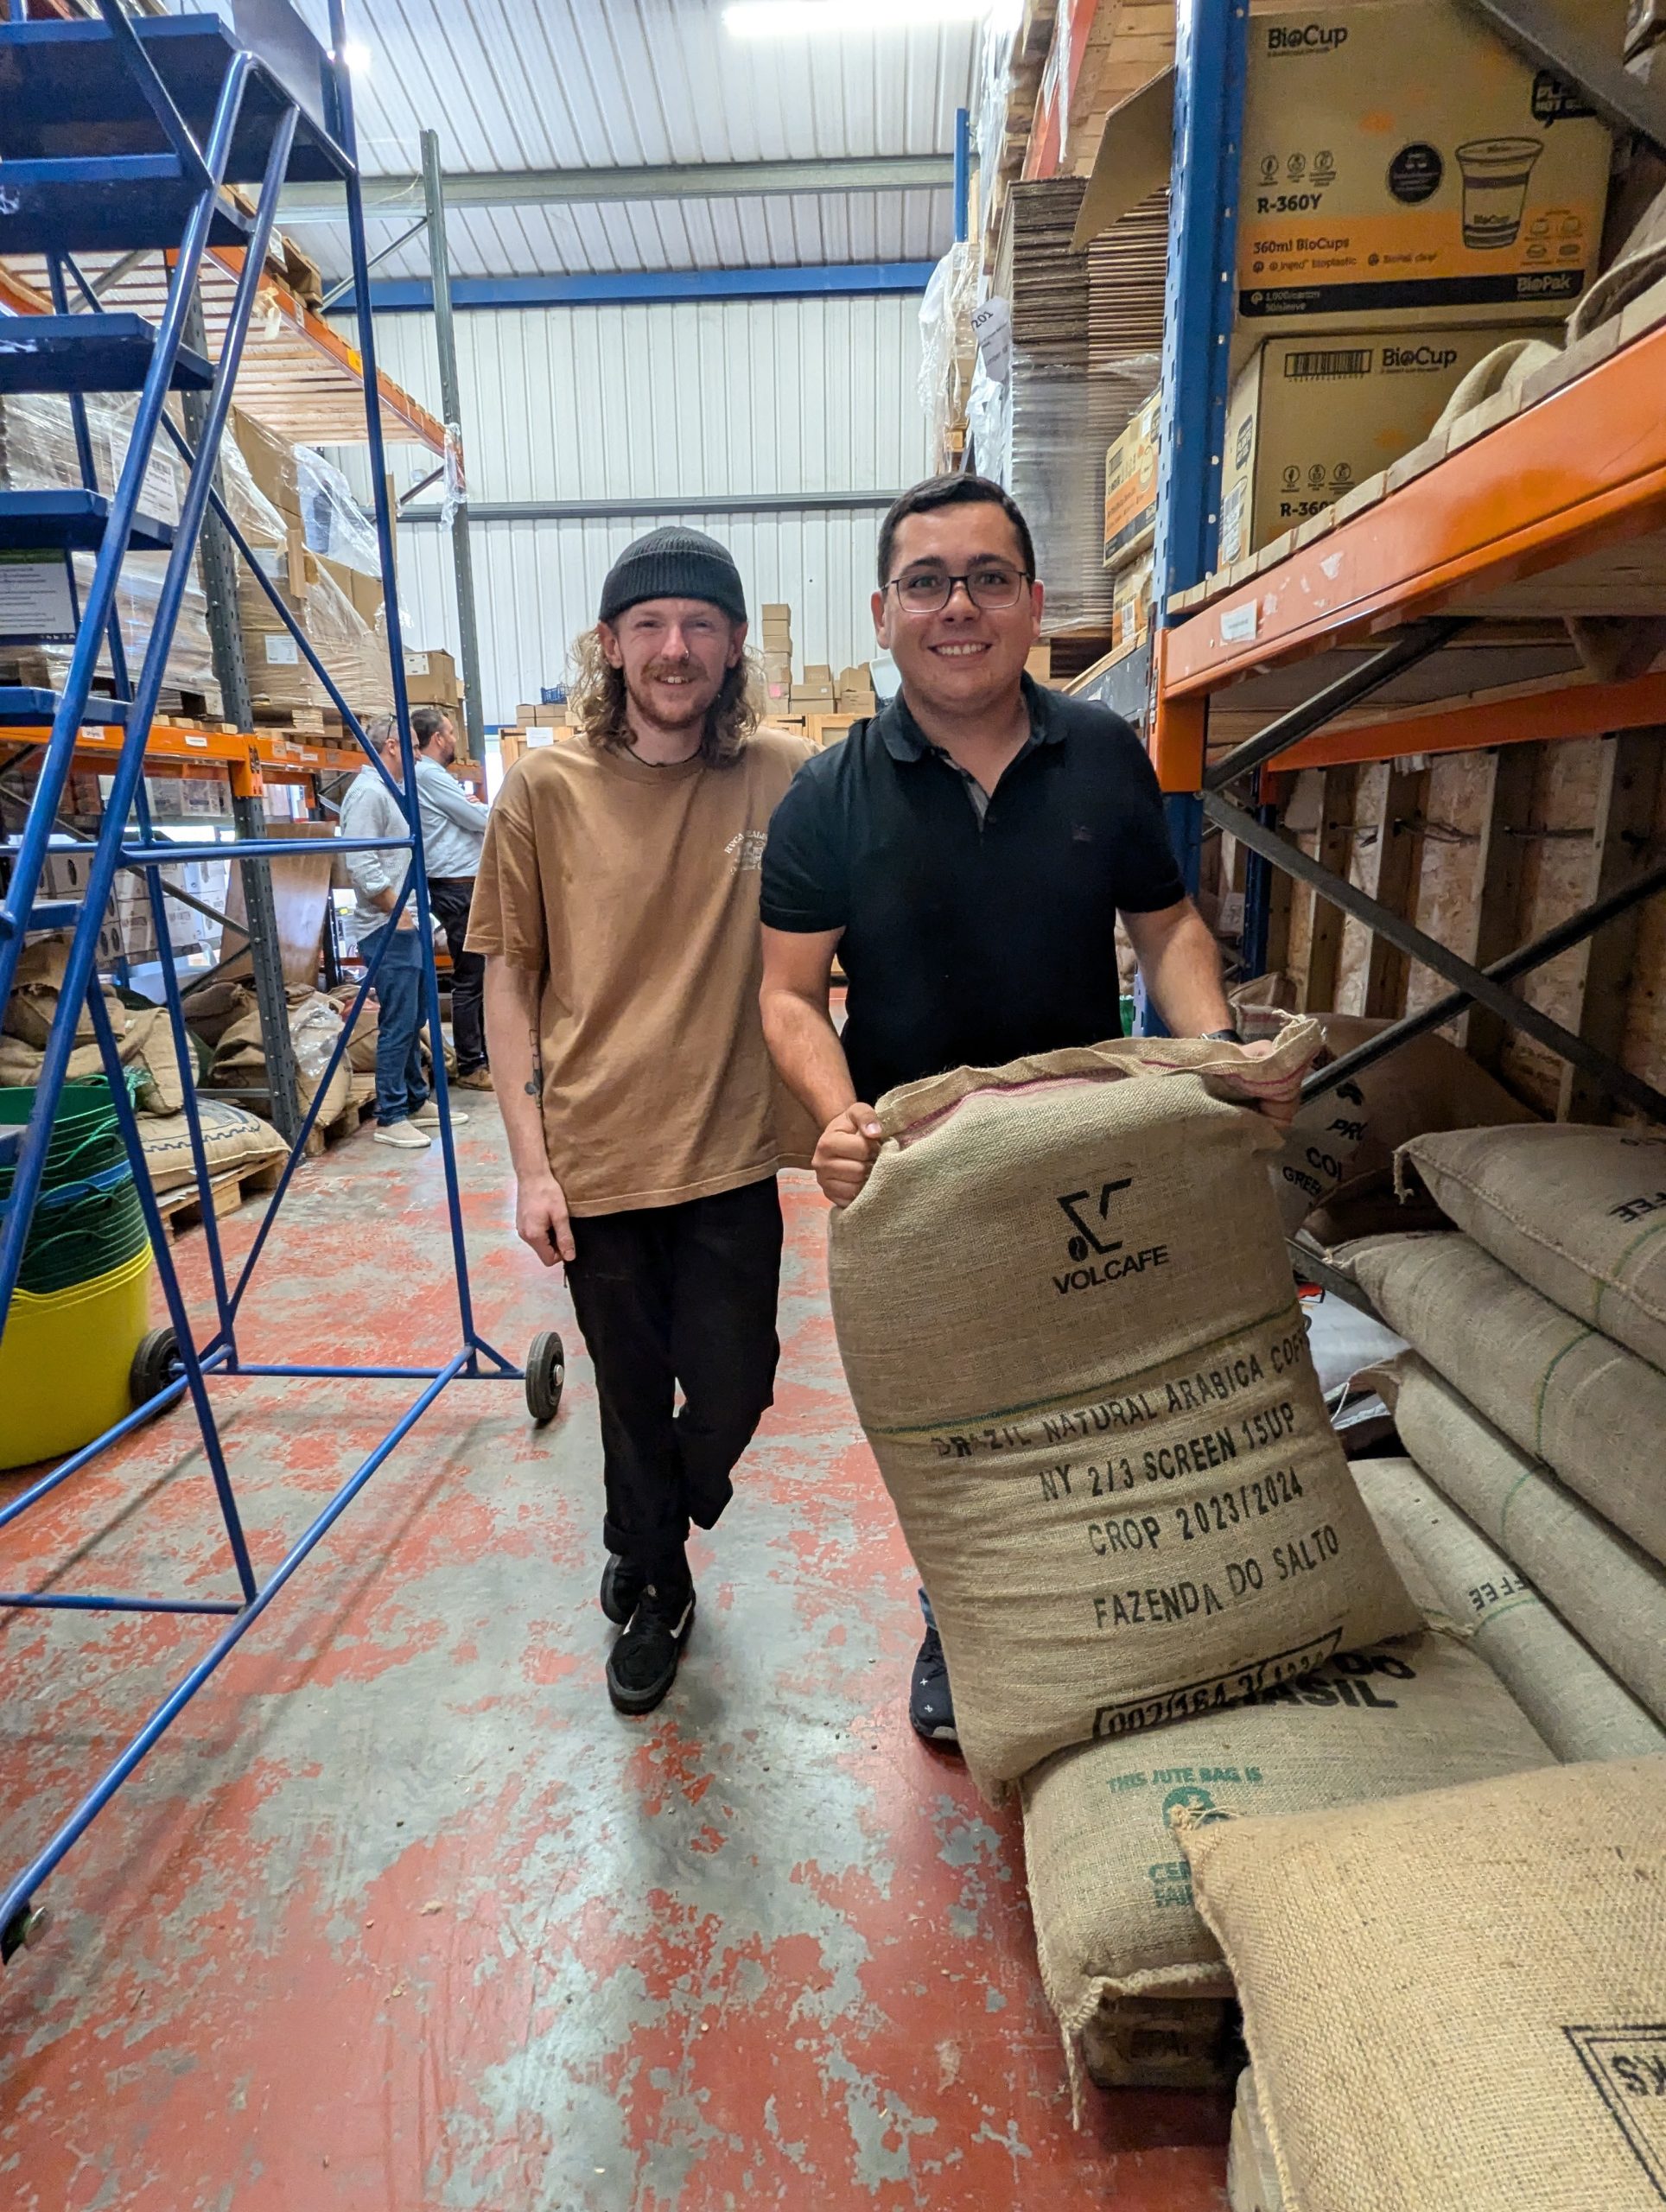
[467,728,817,1215]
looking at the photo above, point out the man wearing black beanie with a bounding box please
[468,528,815,1717]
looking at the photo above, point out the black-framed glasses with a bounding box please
[885,563,1031,614]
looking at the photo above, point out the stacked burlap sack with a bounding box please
[826,1028,1567,2105]
[1189,1758,1665,2212]
[1339,1125,1666,1761]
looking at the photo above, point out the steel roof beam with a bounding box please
[280,155,955,224]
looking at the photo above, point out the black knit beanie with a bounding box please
[597,526,747,626]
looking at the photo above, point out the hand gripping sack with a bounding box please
[827,1030,1420,1797]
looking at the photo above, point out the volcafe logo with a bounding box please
[1052,1179,1170,1297]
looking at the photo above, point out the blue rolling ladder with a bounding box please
[0,1,563,1965]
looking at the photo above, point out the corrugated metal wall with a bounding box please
[349,296,931,721]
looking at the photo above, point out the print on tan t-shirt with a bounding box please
[467,727,817,1216]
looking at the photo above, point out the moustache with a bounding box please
[645,660,703,681]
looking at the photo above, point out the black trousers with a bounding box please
[564,1177,783,1583]
[428,874,486,1073]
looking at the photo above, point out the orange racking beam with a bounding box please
[1162,318,1666,699]
[1268,669,1666,774]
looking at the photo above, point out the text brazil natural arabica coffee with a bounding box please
[828,1031,1420,1797]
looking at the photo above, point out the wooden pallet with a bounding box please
[153,1156,284,1238]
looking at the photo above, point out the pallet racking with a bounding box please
[1059,0,1666,1128]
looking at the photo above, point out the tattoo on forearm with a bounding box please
[525,1024,544,1099]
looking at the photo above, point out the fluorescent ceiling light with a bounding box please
[726,1,987,34]
[340,40,372,74]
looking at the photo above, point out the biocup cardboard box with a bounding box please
[1218,321,1562,562]
[1237,1,1623,340]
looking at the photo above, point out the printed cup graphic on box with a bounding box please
[1456,136,1544,249]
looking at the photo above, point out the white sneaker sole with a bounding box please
[373,1127,431,1150]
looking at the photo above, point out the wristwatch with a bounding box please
[1200,1026,1244,1044]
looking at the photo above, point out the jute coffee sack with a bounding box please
[1180,1758,1666,2212]
[828,1030,1419,1796]
[1345,1231,1666,1570]
[1353,1453,1666,1762]
[1228,2069,1286,2212]
[1400,1124,1666,1372]
[1371,1356,1666,1731]
[1021,1633,1549,2069]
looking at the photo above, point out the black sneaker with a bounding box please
[600,1553,645,1626]
[607,1580,696,1716]
[910,1619,959,1745]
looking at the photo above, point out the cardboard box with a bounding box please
[232,406,302,522]
[1110,553,1154,660]
[1218,321,1562,563]
[792,690,836,715]
[801,663,835,690]
[1103,392,1161,567]
[760,603,792,628]
[404,646,459,705]
[1237,2,1623,340]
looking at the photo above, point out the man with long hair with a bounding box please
[467,528,813,1717]
[759,474,1296,1750]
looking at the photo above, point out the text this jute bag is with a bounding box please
[1181,1758,1666,2212]
[1401,1123,1666,1372]
[829,1029,1420,1796]
[1353,1450,1666,1762]
[1021,1631,1549,2069]
[1346,1230,1666,1569]
[1370,1355,1666,1730]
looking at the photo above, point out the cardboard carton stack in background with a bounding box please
[760,603,793,715]
[836,664,877,716]
[792,661,836,717]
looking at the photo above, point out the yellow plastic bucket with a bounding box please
[0,1244,154,1471]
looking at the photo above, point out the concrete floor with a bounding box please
[0,1104,1230,2209]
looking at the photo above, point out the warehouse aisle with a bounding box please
[0,1111,1228,2210]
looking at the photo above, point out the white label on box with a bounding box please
[1220,604,1258,643]
[407,651,430,676]
[0,550,77,642]
[971,298,1013,385]
[264,634,300,664]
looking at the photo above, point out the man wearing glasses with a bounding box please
[759,472,1262,1749]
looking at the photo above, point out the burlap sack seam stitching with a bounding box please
[1533,1327,1599,1455]
[861,1298,1304,1440]
[1406,1148,1666,1331]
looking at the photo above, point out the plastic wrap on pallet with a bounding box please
[217,425,289,550]
[54,549,223,712]
[965,355,1011,488]
[101,397,186,528]
[296,445,384,575]
[973,3,1024,192]
[0,391,110,491]
[918,241,981,470]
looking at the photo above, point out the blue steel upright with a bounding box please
[0,0,525,1966]
[1136,0,1250,1033]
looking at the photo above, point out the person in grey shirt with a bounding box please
[339,715,466,1153]
[410,704,491,1088]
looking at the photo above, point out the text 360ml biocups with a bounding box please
[827,1025,1420,1800]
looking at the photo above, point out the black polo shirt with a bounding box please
[760,675,1186,1103]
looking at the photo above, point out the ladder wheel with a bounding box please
[129,1327,182,1408]
[1,1899,49,1965]
[525,1330,565,1425]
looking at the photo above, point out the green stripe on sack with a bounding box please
[1532,1329,1598,1458]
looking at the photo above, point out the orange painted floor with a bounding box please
[0,1108,1230,2209]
